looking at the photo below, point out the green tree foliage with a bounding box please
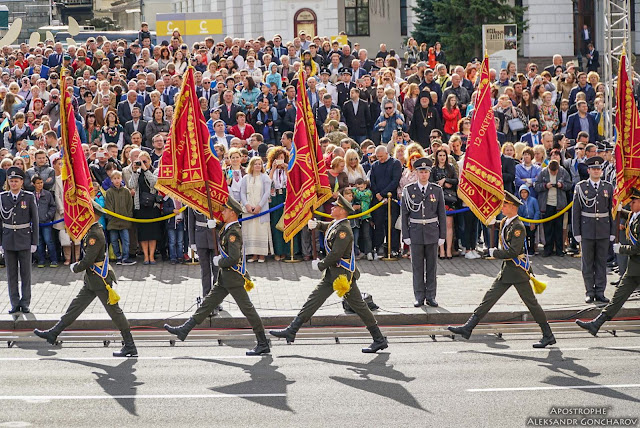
[412,0,527,65]
[88,17,122,31]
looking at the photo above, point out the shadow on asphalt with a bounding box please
[280,353,429,412]
[184,355,295,413]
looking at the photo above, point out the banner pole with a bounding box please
[382,192,398,261]
[283,233,301,263]
[204,180,220,256]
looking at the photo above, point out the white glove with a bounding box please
[438,238,445,246]
[610,235,616,242]
[489,247,496,258]
[308,219,318,230]
[70,262,78,273]
[575,235,582,243]
[31,245,37,253]
[403,238,411,246]
[0,246,3,255]
[617,204,623,212]
[190,244,197,253]
[311,259,320,271]
[212,255,222,266]
[207,219,216,229]
[613,243,621,254]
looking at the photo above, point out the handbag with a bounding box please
[443,189,458,206]
[508,117,526,132]
[140,191,161,208]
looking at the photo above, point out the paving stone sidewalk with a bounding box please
[1,255,635,321]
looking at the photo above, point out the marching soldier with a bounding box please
[572,156,615,304]
[576,188,640,335]
[0,167,38,314]
[164,196,270,356]
[270,194,389,353]
[34,202,138,357]
[448,191,557,348]
[188,208,220,298]
[400,158,446,307]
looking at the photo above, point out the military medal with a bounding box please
[604,190,608,198]
[20,201,27,209]
[430,194,436,202]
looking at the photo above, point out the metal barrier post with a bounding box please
[382,192,398,261]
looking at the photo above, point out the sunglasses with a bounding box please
[385,107,394,110]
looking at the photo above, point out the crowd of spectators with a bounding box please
[0,26,620,268]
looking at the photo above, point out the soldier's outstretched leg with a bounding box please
[577,275,639,335]
[34,321,65,345]
[448,279,510,339]
[270,281,334,343]
[164,286,228,341]
[447,314,480,340]
[226,286,270,356]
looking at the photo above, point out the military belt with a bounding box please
[581,212,608,219]
[3,223,31,230]
[409,218,438,225]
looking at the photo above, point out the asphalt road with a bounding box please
[1,328,640,428]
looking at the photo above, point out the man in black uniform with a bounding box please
[448,191,557,348]
[0,167,39,314]
[164,196,269,356]
[336,68,356,108]
[34,202,138,357]
[270,194,388,353]
[401,158,446,307]
[576,188,640,335]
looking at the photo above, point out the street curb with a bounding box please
[3,306,638,331]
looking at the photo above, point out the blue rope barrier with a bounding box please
[39,218,64,227]
[446,207,470,215]
[238,202,284,222]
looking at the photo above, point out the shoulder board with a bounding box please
[431,182,442,188]
[22,190,34,196]
[402,182,417,192]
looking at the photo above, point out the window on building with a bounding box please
[345,0,369,37]
[401,0,407,36]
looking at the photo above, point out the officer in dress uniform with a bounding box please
[400,158,446,307]
[0,167,38,314]
[164,196,269,356]
[572,156,615,304]
[448,191,557,348]
[336,68,356,107]
[270,194,389,353]
[34,202,137,357]
[576,188,640,335]
[188,208,220,298]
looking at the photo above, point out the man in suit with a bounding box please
[581,24,592,56]
[0,167,39,314]
[314,93,340,137]
[586,43,600,73]
[342,87,371,144]
[544,54,564,76]
[47,43,65,69]
[401,158,446,308]
[117,90,143,126]
[336,68,357,108]
[568,72,596,107]
[219,90,242,127]
[448,191,557,348]
[270,194,389,354]
[196,78,216,104]
[576,188,640,335]
[350,59,367,82]
[566,100,598,142]
[572,156,615,304]
[519,119,543,147]
[359,49,374,73]
[95,93,117,128]
[124,107,147,146]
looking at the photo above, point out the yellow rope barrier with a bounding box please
[101,206,187,223]
[313,200,386,219]
[518,201,573,224]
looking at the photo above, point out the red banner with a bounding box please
[156,67,228,219]
[613,51,640,213]
[457,55,504,225]
[283,70,332,241]
[60,73,95,241]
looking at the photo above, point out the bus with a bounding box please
[54,30,156,45]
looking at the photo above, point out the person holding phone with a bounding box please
[267,147,293,261]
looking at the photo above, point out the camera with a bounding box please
[135,160,142,166]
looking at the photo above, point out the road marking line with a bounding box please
[0,356,267,362]
[468,384,640,393]
[0,394,287,401]
[443,347,589,354]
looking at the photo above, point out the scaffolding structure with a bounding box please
[603,0,632,141]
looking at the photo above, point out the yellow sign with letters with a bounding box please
[186,19,223,36]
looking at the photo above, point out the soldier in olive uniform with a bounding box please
[401,158,447,307]
[0,167,39,314]
[572,156,615,304]
[576,188,640,335]
[188,208,220,297]
[34,202,137,357]
[164,196,269,356]
[448,191,557,348]
[270,194,389,353]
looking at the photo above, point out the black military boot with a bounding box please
[447,314,480,340]
[34,321,64,345]
[113,330,138,357]
[576,313,611,336]
[246,331,271,356]
[533,322,557,348]
[269,316,303,343]
[164,317,197,342]
[362,325,388,353]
